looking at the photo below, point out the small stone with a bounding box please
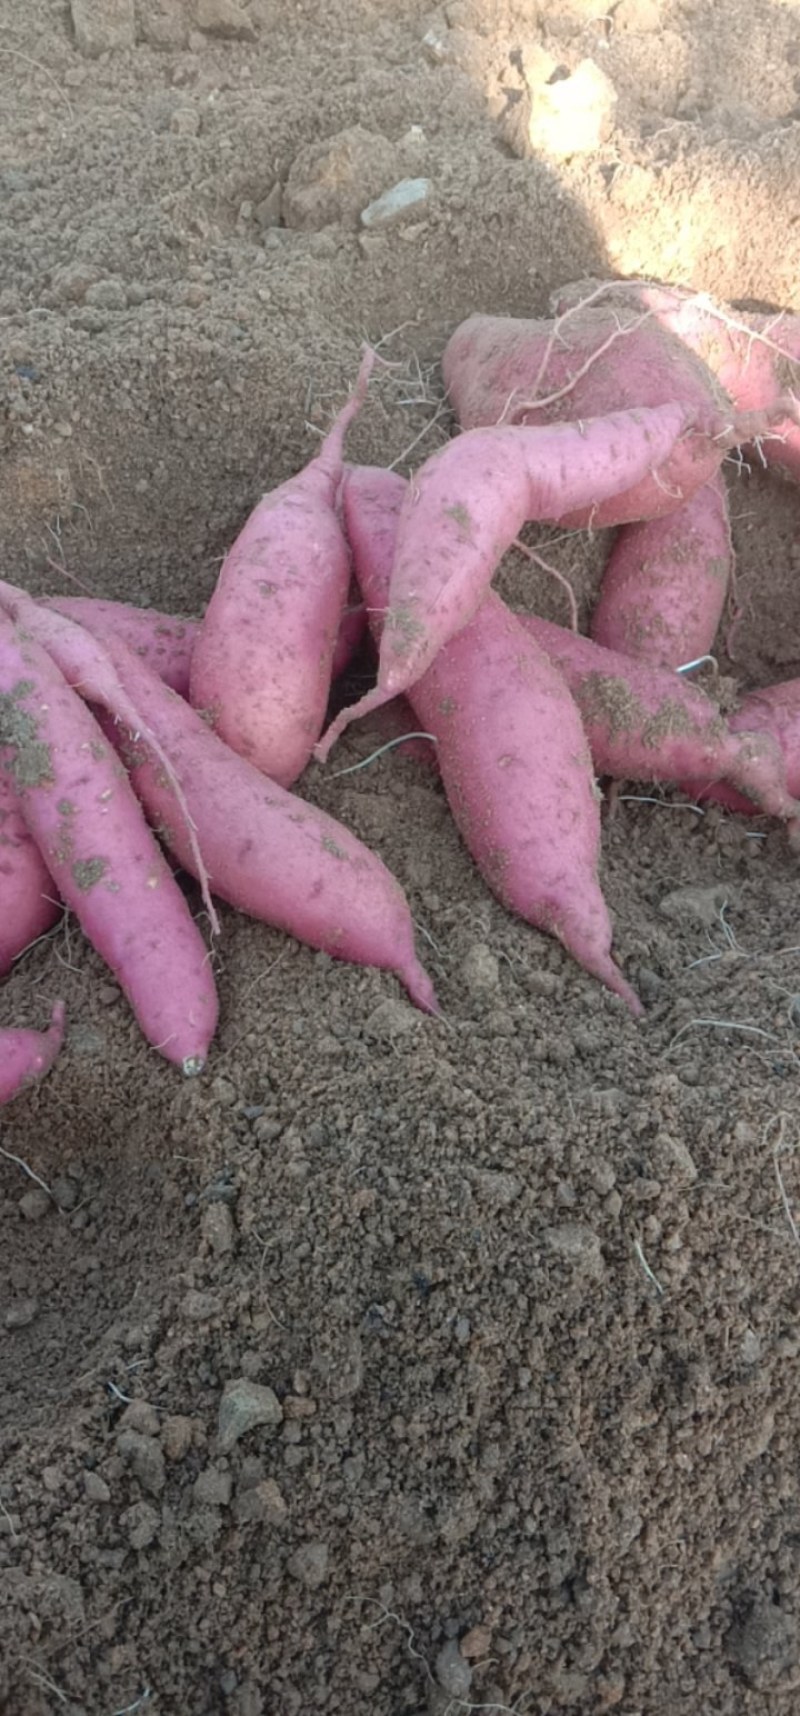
[421,27,448,62]
[460,944,499,995]
[435,1639,472,1700]
[233,1477,288,1525]
[5,1297,38,1329]
[85,278,127,311]
[122,1500,160,1550]
[116,1430,166,1496]
[118,1400,160,1437]
[544,1224,604,1276]
[283,1395,317,1420]
[70,0,135,55]
[360,178,432,229]
[502,55,617,160]
[193,1467,233,1509]
[287,1539,329,1588]
[19,1188,51,1222]
[727,1598,799,1691]
[195,0,256,39]
[460,1624,492,1661]
[650,1132,697,1186]
[202,1202,236,1256]
[161,1414,195,1461]
[217,1379,283,1451]
[83,1470,111,1503]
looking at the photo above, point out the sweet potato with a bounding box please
[73,626,438,1014]
[0,614,218,1073]
[591,471,732,668]
[0,769,61,975]
[0,1000,65,1106]
[441,308,734,528]
[551,279,800,485]
[342,465,643,1013]
[41,598,198,696]
[190,348,374,786]
[516,614,800,830]
[316,401,699,758]
[679,677,800,815]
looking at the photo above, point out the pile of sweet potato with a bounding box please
[2,280,799,1105]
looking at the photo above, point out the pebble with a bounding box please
[116,1430,166,1496]
[122,1500,160,1550]
[195,0,256,39]
[202,1202,236,1256]
[435,1639,472,1699]
[83,1470,111,1503]
[19,1188,51,1222]
[460,1623,492,1660]
[5,1297,39,1329]
[70,0,135,56]
[286,1539,329,1589]
[161,1414,195,1461]
[51,1175,79,1211]
[502,52,617,160]
[360,178,432,229]
[217,1379,283,1451]
[363,998,419,1041]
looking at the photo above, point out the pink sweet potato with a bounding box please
[680,677,800,815]
[550,279,800,484]
[0,769,61,975]
[342,465,642,1013]
[41,598,198,696]
[316,401,699,758]
[70,625,438,1014]
[0,1000,65,1106]
[515,615,800,830]
[441,308,733,528]
[590,471,732,668]
[190,348,374,786]
[0,614,218,1073]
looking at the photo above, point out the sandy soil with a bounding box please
[2,1,800,1712]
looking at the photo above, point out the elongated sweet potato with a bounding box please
[591,471,732,668]
[41,598,198,695]
[0,768,61,974]
[0,614,218,1073]
[71,625,438,1014]
[0,1000,65,1106]
[190,348,374,786]
[316,402,698,758]
[342,465,642,1013]
[515,615,800,831]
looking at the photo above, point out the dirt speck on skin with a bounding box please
[2,2,800,1713]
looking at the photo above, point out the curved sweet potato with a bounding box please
[0,769,61,975]
[0,1001,65,1106]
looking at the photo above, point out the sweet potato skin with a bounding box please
[190,351,373,786]
[0,769,61,975]
[679,677,800,814]
[316,402,695,759]
[87,630,438,1015]
[516,614,800,826]
[41,598,198,696]
[343,466,643,1013]
[590,472,732,668]
[0,1001,65,1106]
[442,310,727,528]
[0,615,218,1073]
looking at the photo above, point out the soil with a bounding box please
[2,1,800,1712]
